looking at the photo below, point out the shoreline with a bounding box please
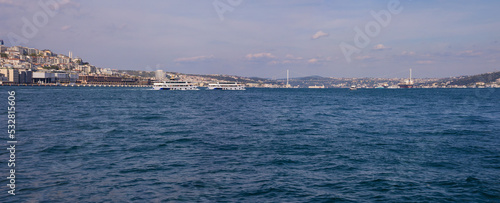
[0,84,498,89]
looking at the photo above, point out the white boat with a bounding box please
[207,82,246,90]
[308,85,325,89]
[152,81,199,90]
[349,85,358,90]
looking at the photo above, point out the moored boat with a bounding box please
[152,81,199,90]
[398,69,415,89]
[207,82,246,90]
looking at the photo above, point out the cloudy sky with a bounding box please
[1,0,499,78]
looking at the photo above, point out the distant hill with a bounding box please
[115,70,155,78]
[188,74,279,85]
[447,71,500,86]
[295,75,326,80]
[114,68,500,88]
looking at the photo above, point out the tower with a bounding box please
[286,69,291,88]
[155,70,165,81]
[410,68,412,84]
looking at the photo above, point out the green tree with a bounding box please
[43,65,60,70]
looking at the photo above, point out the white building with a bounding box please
[0,68,19,83]
[101,68,113,75]
[33,72,56,83]
[27,48,39,55]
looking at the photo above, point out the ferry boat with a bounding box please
[207,82,246,90]
[308,85,325,89]
[152,81,199,90]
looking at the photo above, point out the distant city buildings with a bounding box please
[0,45,124,85]
[1,44,497,88]
[0,44,161,86]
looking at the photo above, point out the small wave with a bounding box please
[40,145,83,154]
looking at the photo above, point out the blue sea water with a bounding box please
[0,87,499,202]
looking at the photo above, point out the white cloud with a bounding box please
[0,0,79,8]
[308,58,319,63]
[417,60,434,64]
[457,50,482,57]
[0,0,17,5]
[354,55,373,61]
[311,31,329,40]
[372,44,390,50]
[174,55,214,63]
[308,56,332,64]
[268,60,280,65]
[401,51,416,56]
[285,54,303,60]
[245,53,276,60]
[60,25,72,31]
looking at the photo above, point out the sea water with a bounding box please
[0,87,499,202]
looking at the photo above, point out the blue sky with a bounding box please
[1,0,499,78]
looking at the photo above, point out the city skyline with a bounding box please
[1,0,499,78]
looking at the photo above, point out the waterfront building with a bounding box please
[0,73,7,82]
[33,72,56,83]
[18,69,33,84]
[79,75,124,84]
[0,68,19,83]
[69,73,79,83]
[55,72,70,83]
